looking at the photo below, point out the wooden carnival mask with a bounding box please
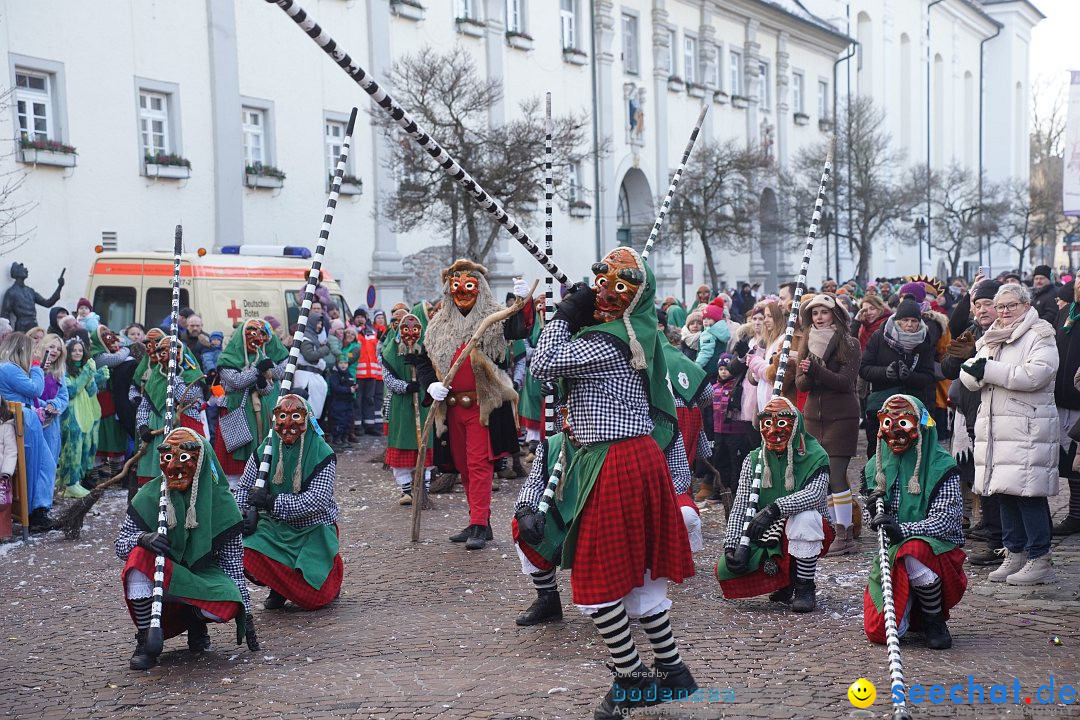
[449,271,481,311]
[159,427,202,492]
[758,397,798,453]
[389,303,409,331]
[144,328,165,359]
[100,328,121,354]
[243,321,269,354]
[877,396,921,455]
[591,248,645,323]
[273,394,308,446]
[152,335,174,367]
[399,314,422,348]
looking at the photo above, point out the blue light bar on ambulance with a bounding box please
[219,245,312,259]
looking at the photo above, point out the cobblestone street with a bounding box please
[2,436,1079,720]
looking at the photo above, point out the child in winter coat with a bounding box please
[201,331,224,371]
[58,337,100,498]
[696,302,732,378]
[711,353,759,498]
[327,355,357,447]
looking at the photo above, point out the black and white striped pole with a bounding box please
[243,107,358,535]
[264,0,571,287]
[640,104,708,262]
[732,146,832,567]
[143,225,184,657]
[876,497,913,720]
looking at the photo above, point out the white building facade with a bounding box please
[1,0,1039,313]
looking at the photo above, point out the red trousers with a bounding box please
[447,403,493,525]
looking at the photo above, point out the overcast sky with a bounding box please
[1029,0,1078,113]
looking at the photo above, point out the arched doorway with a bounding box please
[759,187,781,291]
[616,168,654,252]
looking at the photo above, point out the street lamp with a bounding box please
[914,217,927,274]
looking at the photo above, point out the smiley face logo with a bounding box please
[847,678,876,708]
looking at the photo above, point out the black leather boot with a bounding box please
[769,562,796,603]
[465,524,489,550]
[515,591,562,626]
[922,611,953,650]
[186,607,211,652]
[264,589,287,610]
[653,659,698,698]
[129,629,157,670]
[594,663,659,719]
[791,579,817,613]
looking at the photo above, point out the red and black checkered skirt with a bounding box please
[121,547,241,639]
[138,414,208,486]
[568,435,694,605]
[718,521,835,599]
[213,409,249,475]
[676,406,703,464]
[244,549,344,610]
[863,541,967,644]
[384,446,433,469]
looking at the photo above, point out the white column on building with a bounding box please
[698,12,717,144]
[744,18,766,284]
[595,1,618,256]
[205,0,244,248]
[483,0,515,284]
[775,31,790,170]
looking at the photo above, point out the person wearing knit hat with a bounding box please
[1030,264,1059,325]
[680,310,704,360]
[859,298,936,457]
[696,302,731,377]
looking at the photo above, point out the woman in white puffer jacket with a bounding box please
[960,283,1059,586]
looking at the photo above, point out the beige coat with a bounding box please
[960,307,1059,497]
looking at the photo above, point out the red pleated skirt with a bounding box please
[863,541,967,644]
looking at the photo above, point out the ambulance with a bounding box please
[85,245,352,337]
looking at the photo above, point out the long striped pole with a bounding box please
[640,104,709,262]
[732,146,833,566]
[264,0,570,286]
[243,107,359,534]
[876,498,913,720]
[143,225,184,657]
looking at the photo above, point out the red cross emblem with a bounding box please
[227,300,242,326]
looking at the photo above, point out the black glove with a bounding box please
[732,337,751,359]
[242,507,260,536]
[552,282,596,334]
[746,502,781,541]
[137,425,153,444]
[515,507,546,546]
[402,353,421,365]
[239,613,260,650]
[256,358,275,374]
[884,362,899,380]
[248,486,274,513]
[137,531,171,555]
[897,362,911,380]
[724,547,748,576]
[866,487,887,512]
[961,357,987,382]
[255,375,269,390]
[870,513,904,545]
[404,381,420,394]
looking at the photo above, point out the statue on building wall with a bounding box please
[1,262,65,332]
[625,84,646,149]
[760,120,775,161]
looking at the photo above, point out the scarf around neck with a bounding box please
[806,326,835,359]
[980,308,1031,354]
[883,316,927,352]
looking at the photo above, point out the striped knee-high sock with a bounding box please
[912,578,943,615]
[590,602,641,675]
[832,490,853,527]
[794,557,817,582]
[130,597,152,630]
[530,569,557,594]
[640,609,683,667]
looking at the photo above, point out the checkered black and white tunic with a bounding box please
[722,454,830,551]
[234,453,340,528]
[879,469,964,547]
[517,318,691,511]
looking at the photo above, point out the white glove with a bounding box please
[512,277,530,298]
[427,381,450,402]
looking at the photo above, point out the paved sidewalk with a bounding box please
[1,437,1078,719]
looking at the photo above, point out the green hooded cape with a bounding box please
[129,436,245,634]
[864,394,958,612]
[662,340,707,405]
[244,416,339,590]
[217,321,289,462]
[519,431,578,565]
[381,311,430,451]
[715,405,829,581]
[135,345,205,479]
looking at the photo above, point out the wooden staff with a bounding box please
[410,280,538,542]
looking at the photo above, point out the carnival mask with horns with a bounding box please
[877,395,921,456]
[758,397,798,453]
[273,394,309,446]
[591,247,645,323]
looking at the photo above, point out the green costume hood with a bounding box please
[260,406,335,495]
[662,340,707,406]
[217,319,289,372]
[746,399,830,507]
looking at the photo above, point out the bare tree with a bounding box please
[661,140,772,290]
[923,164,1005,277]
[999,178,1040,273]
[795,96,923,283]
[1027,84,1080,268]
[0,88,36,256]
[373,47,598,265]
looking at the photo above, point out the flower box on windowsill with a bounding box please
[18,148,77,168]
[563,47,588,66]
[246,173,284,189]
[456,17,484,37]
[390,0,425,21]
[713,90,729,105]
[731,94,749,109]
[686,83,706,99]
[794,112,810,126]
[145,163,190,179]
[506,31,533,51]
[569,201,592,219]
[667,76,685,93]
[819,118,833,132]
